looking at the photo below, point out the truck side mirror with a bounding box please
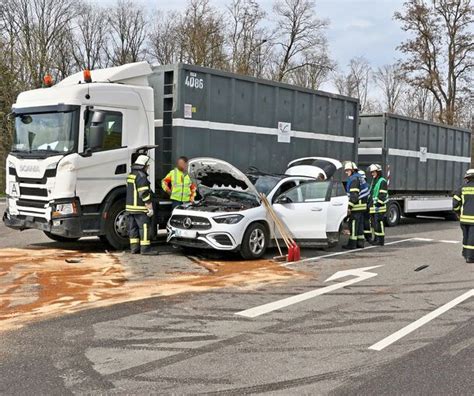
[88,111,106,150]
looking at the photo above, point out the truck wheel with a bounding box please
[240,223,268,260]
[43,231,80,243]
[385,202,401,227]
[103,200,129,250]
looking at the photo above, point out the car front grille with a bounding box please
[170,215,211,230]
[19,186,48,197]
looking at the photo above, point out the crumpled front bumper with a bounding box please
[3,209,82,238]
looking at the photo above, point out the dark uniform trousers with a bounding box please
[126,167,153,254]
[346,175,368,248]
[453,181,474,262]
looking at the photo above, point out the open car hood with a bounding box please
[285,157,342,180]
[188,157,260,199]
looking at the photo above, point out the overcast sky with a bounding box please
[148,0,407,70]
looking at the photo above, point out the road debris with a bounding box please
[0,248,304,332]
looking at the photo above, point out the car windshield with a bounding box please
[12,109,79,157]
[247,174,284,195]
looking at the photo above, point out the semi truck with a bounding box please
[3,62,359,249]
[358,113,471,226]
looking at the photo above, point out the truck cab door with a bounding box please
[272,181,331,241]
[75,108,130,206]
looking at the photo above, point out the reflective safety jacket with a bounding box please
[126,166,152,213]
[346,173,368,212]
[453,180,474,224]
[162,168,196,202]
[369,176,388,214]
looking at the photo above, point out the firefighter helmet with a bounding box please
[134,155,150,167]
[344,161,358,171]
[369,164,382,173]
[464,169,474,179]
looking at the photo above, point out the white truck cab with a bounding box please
[4,62,158,249]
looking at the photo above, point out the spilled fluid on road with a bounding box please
[0,248,303,332]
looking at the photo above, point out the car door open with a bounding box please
[272,181,332,243]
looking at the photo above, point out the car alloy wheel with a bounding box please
[249,228,265,255]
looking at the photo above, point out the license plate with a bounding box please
[175,229,197,239]
[9,182,20,198]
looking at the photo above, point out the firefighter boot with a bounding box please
[357,239,365,249]
[342,239,358,250]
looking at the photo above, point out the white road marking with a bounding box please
[283,238,416,267]
[369,289,474,351]
[235,266,383,318]
[283,237,461,267]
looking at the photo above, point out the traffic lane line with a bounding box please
[283,237,460,267]
[281,238,460,267]
[369,289,474,351]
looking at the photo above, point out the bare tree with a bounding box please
[176,0,227,68]
[0,0,77,87]
[72,2,109,70]
[394,0,473,125]
[290,51,335,89]
[149,11,183,65]
[107,0,148,66]
[400,86,439,121]
[373,64,405,113]
[272,0,331,82]
[226,0,267,76]
[333,57,372,112]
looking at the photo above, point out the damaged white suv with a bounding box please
[166,157,348,259]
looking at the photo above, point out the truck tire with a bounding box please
[385,202,401,227]
[103,200,129,250]
[43,231,80,243]
[240,222,269,260]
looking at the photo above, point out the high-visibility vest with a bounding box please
[369,177,388,214]
[162,168,193,202]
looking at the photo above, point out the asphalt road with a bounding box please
[0,202,473,395]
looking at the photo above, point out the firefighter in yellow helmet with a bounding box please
[125,155,156,255]
[453,168,474,263]
[162,156,197,209]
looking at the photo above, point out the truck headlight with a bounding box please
[52,201,78,217]
[212,214,244,224]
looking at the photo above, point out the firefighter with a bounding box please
[162,156,197,209]
[343,162,369,249]
[359,170,373,243]
[453,169,474,264]
[368,164,388,246]
[126,155,155,255]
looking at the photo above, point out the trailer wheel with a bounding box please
[103,200,129,250]
[385,202,401,227]
[43,232,80,243]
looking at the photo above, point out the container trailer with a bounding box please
[358,113,471,226]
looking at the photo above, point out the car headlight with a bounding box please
[52,201,78,217]
[8,161,16,169]
[57,161,74,172]
[212,214,244,224]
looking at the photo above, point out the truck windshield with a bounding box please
[12,109,78,157]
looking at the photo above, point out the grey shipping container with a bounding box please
[358,113,471,193]
[358,113,471,225]
[149,64,359,180]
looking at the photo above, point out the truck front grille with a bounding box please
[19,186,48,197]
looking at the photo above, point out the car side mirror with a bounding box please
[276,196,292,204]
[80,148,92,157]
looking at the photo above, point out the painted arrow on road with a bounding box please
[235,265,383,318]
